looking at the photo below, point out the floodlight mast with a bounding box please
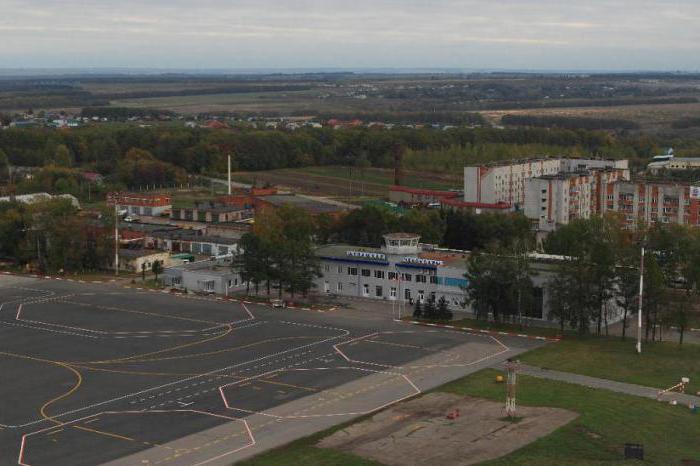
[636,247,644,354]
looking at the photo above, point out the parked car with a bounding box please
[270,299,286,308]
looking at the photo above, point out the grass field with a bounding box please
[229,165,460,199]
[441,370,700,465]
[299,166,460,189]
[111,90,323,113]
[482,101,700,133]
[519,337,700,395]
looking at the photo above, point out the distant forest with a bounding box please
[1,124,696,191]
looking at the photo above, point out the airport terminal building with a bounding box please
[315,233,472,311]
[314,233,623,324]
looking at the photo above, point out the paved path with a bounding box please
[500,363,700,406]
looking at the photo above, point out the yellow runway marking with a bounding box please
[0,351,83,425]
[73,425,135,442]
[257,378,318,393]
[60,299,222,326]
[366,339,430,350]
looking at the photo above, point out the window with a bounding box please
[337,265,343,274]
[324,281,330,293]
[404,289,411,300]
[363,284,369,297]
[388,272,398,280]
[348,267,358,276]
[337,282,343,292]
[202,280,215,292]
[430,276,438,284]
[416,275,427,283]
[401,273,412,282]
[324,264,330,272]
[418,290,425,302]
[361,269,370,277]
[390,287,397,298]
[374,270,385,279]
[375,286,383,297]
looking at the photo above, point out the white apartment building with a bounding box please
[524,168,626,232]
[525,173,594,232]
[464,158,629,207]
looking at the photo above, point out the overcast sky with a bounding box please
[2,0,699,71]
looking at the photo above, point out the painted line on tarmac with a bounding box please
[396,319,562,342]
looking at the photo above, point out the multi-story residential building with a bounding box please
[464,158,629,208]
[107,192,172,217]
[601,180,700,228]
[524,168,626,231]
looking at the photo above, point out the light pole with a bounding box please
[636,246,645,354]
[114,203,119,276]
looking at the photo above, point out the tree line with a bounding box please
[319,204,533,252]
[463,215,700,343]
[0,124,685,183]
[233,205,320,298]
[0,198,113,273]
[501,114,640,130]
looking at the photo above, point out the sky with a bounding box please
[2,0,699,71]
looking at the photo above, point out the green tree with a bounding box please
[0,148,9,182]
[413,299,423,320]
[151,260,163,282]
[437,296,452,321]
[54,144,73,167]
[423,295,436,320]
[464,247,533,324]
[547,273,573,334]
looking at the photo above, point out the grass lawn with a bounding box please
[236,422,382,466]
[440,369,700,465]
[297,166,459,190]
[519,337,700,395]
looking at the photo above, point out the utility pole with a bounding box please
[114,203,119,276]
[636,246,645,354]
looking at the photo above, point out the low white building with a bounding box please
[0,192,80,209]
[162,258,244,295]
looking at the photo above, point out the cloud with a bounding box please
[0,0,698,70]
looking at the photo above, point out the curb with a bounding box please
[395,319,562,342]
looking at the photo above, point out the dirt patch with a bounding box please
[318,392,578,466]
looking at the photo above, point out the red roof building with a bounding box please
[389,185,460,205]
